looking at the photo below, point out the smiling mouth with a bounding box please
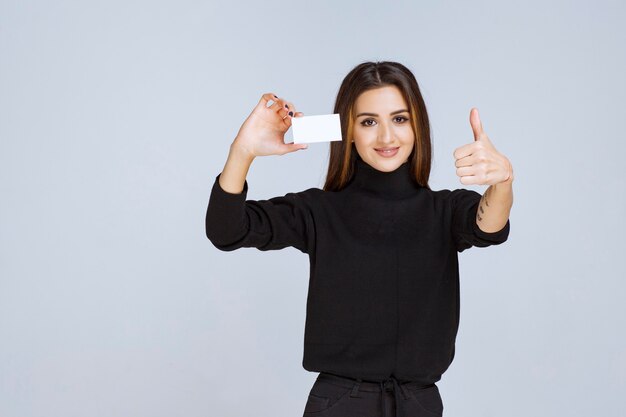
[375,147,399,152]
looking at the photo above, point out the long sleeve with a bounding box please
[205,173,315,254]
[449,188,510,253]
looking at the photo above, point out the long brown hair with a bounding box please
[323,61,432,192]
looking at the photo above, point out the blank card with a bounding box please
[291,113,342,144]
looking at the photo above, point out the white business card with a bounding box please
[291,113,342,144]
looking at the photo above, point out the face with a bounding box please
[352,85,415,172]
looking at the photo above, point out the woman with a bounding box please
[206,61,513,417]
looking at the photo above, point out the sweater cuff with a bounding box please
[471,216,510,243]
[206,173,250,245]
[211,172,248,200]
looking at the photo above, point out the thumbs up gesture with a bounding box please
[453,108,514,186]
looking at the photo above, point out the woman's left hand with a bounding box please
[453,108,514,186]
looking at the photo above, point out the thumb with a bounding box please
[283,112,308,154]
[282,142,308,154]
[470,107,485,141]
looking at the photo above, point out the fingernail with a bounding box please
[288,111,293,116]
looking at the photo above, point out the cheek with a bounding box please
[399,126,415,141]
[353,129,376,145]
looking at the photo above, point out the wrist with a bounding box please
[500,162,514,185]
[229,141,256,164]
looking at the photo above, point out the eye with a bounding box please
[359,116,408,127]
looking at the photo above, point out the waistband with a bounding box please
[318,371,435,391]
[318,372,436,417]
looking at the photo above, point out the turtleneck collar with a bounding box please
[345,156,422,199]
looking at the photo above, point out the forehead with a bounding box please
[354,85,408,111]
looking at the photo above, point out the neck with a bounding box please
[345,156,421,199]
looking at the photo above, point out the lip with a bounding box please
[374,147,399,157]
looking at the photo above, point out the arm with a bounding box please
[451,107,514,249]
[205,144,314,254]
[450,185,511,253]
[475,164,514,233]
[205,92,313,253]
[218,142,255,195]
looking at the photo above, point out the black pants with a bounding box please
[302,372,444,417]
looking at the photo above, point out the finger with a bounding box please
[281,142,308,154]
[279,106,293,121]
[284,100,296,117]
[454,153,476,168]
[452,142,479,160]
[287,112,304,122]
[282,101,297,127]
[459,174,480,186]
[278,105,290,119]
[258,92,280,108]
[260,94,287,114]
[470,108,485,141]
[455,165,476,178]
[284,100,296,115]
[270,98,288,112]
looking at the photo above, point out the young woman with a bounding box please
[206,61,514,417]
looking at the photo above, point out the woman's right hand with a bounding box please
[231,93,308,159]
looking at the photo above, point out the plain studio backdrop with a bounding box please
[1,1,625,416]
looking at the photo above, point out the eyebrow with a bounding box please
[356,109,409,118]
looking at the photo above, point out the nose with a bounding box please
[377,121,394,144]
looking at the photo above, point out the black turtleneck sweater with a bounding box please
[205,157,510,384]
